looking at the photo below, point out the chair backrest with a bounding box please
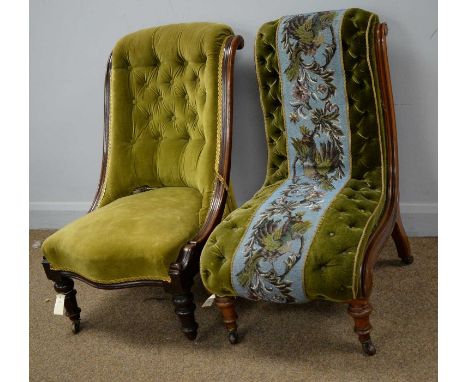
[97,23,234,222]
[255,9,386,192]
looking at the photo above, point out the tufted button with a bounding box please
[132,99,136,105]
[127,65,132,71]
[202,269,211,278]
[329,232,335,237]
[217,253,225,261]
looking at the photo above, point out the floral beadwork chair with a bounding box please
[200,9,412,355]
[41,23,243,340]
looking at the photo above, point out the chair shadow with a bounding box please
[75,241,410,357]
[78,276,360,358]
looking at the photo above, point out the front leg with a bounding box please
[54,277,81,334]
[347,299,376,356]
[392,209,413,264]
[171,291,198,340]
[167,243,199,341]
[215,296,239,344]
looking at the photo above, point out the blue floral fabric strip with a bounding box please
[231,10,351,303]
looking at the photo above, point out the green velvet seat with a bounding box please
[43,187,202,283]
[200,9,412,354]
[41,23,244,340]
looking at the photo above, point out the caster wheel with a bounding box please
[401,255,414,265]
[71,320,81,334]
[184,330,198,341]
[228,330,238,345]
[361,339,376,356]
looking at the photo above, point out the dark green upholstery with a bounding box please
[256,19,288,187]
[42,23,236,283]
[201,9,386,302]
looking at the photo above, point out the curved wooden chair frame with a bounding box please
[42,35,245,340]
[214,23,412,355]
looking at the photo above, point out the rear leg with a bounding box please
[392,210,413,264]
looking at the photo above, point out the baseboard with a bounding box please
[29,202,89,229]
[399,203,438,236]
[29,201,438,236]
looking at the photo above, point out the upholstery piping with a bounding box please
[50,266,171,283]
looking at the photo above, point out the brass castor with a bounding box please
[361,339,376,356]
[228,329,238,345]
[401,255,414,265]
[71,319,81,334]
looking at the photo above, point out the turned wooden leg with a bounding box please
[392,210,413,265]
[172,291,198,341]
[215,296,238,344]
[54,277,81,334]
[348,300,376,356]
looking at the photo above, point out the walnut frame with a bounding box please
[42,35,245,340]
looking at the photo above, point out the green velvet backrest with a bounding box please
[255,19,288,186]
[98,23,234,224]
[256,10,385,189]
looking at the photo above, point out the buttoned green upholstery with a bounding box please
[43,188,202,282]
[200,9,386,302]
[42,23,236,283]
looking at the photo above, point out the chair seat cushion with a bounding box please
[42,187,202,283]
[201,175,383,302]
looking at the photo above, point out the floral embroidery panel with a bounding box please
[231,10,351,303]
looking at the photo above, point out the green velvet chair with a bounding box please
[200,9,412,355]
[41,23,243,340]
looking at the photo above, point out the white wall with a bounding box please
[30,0,438,235]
